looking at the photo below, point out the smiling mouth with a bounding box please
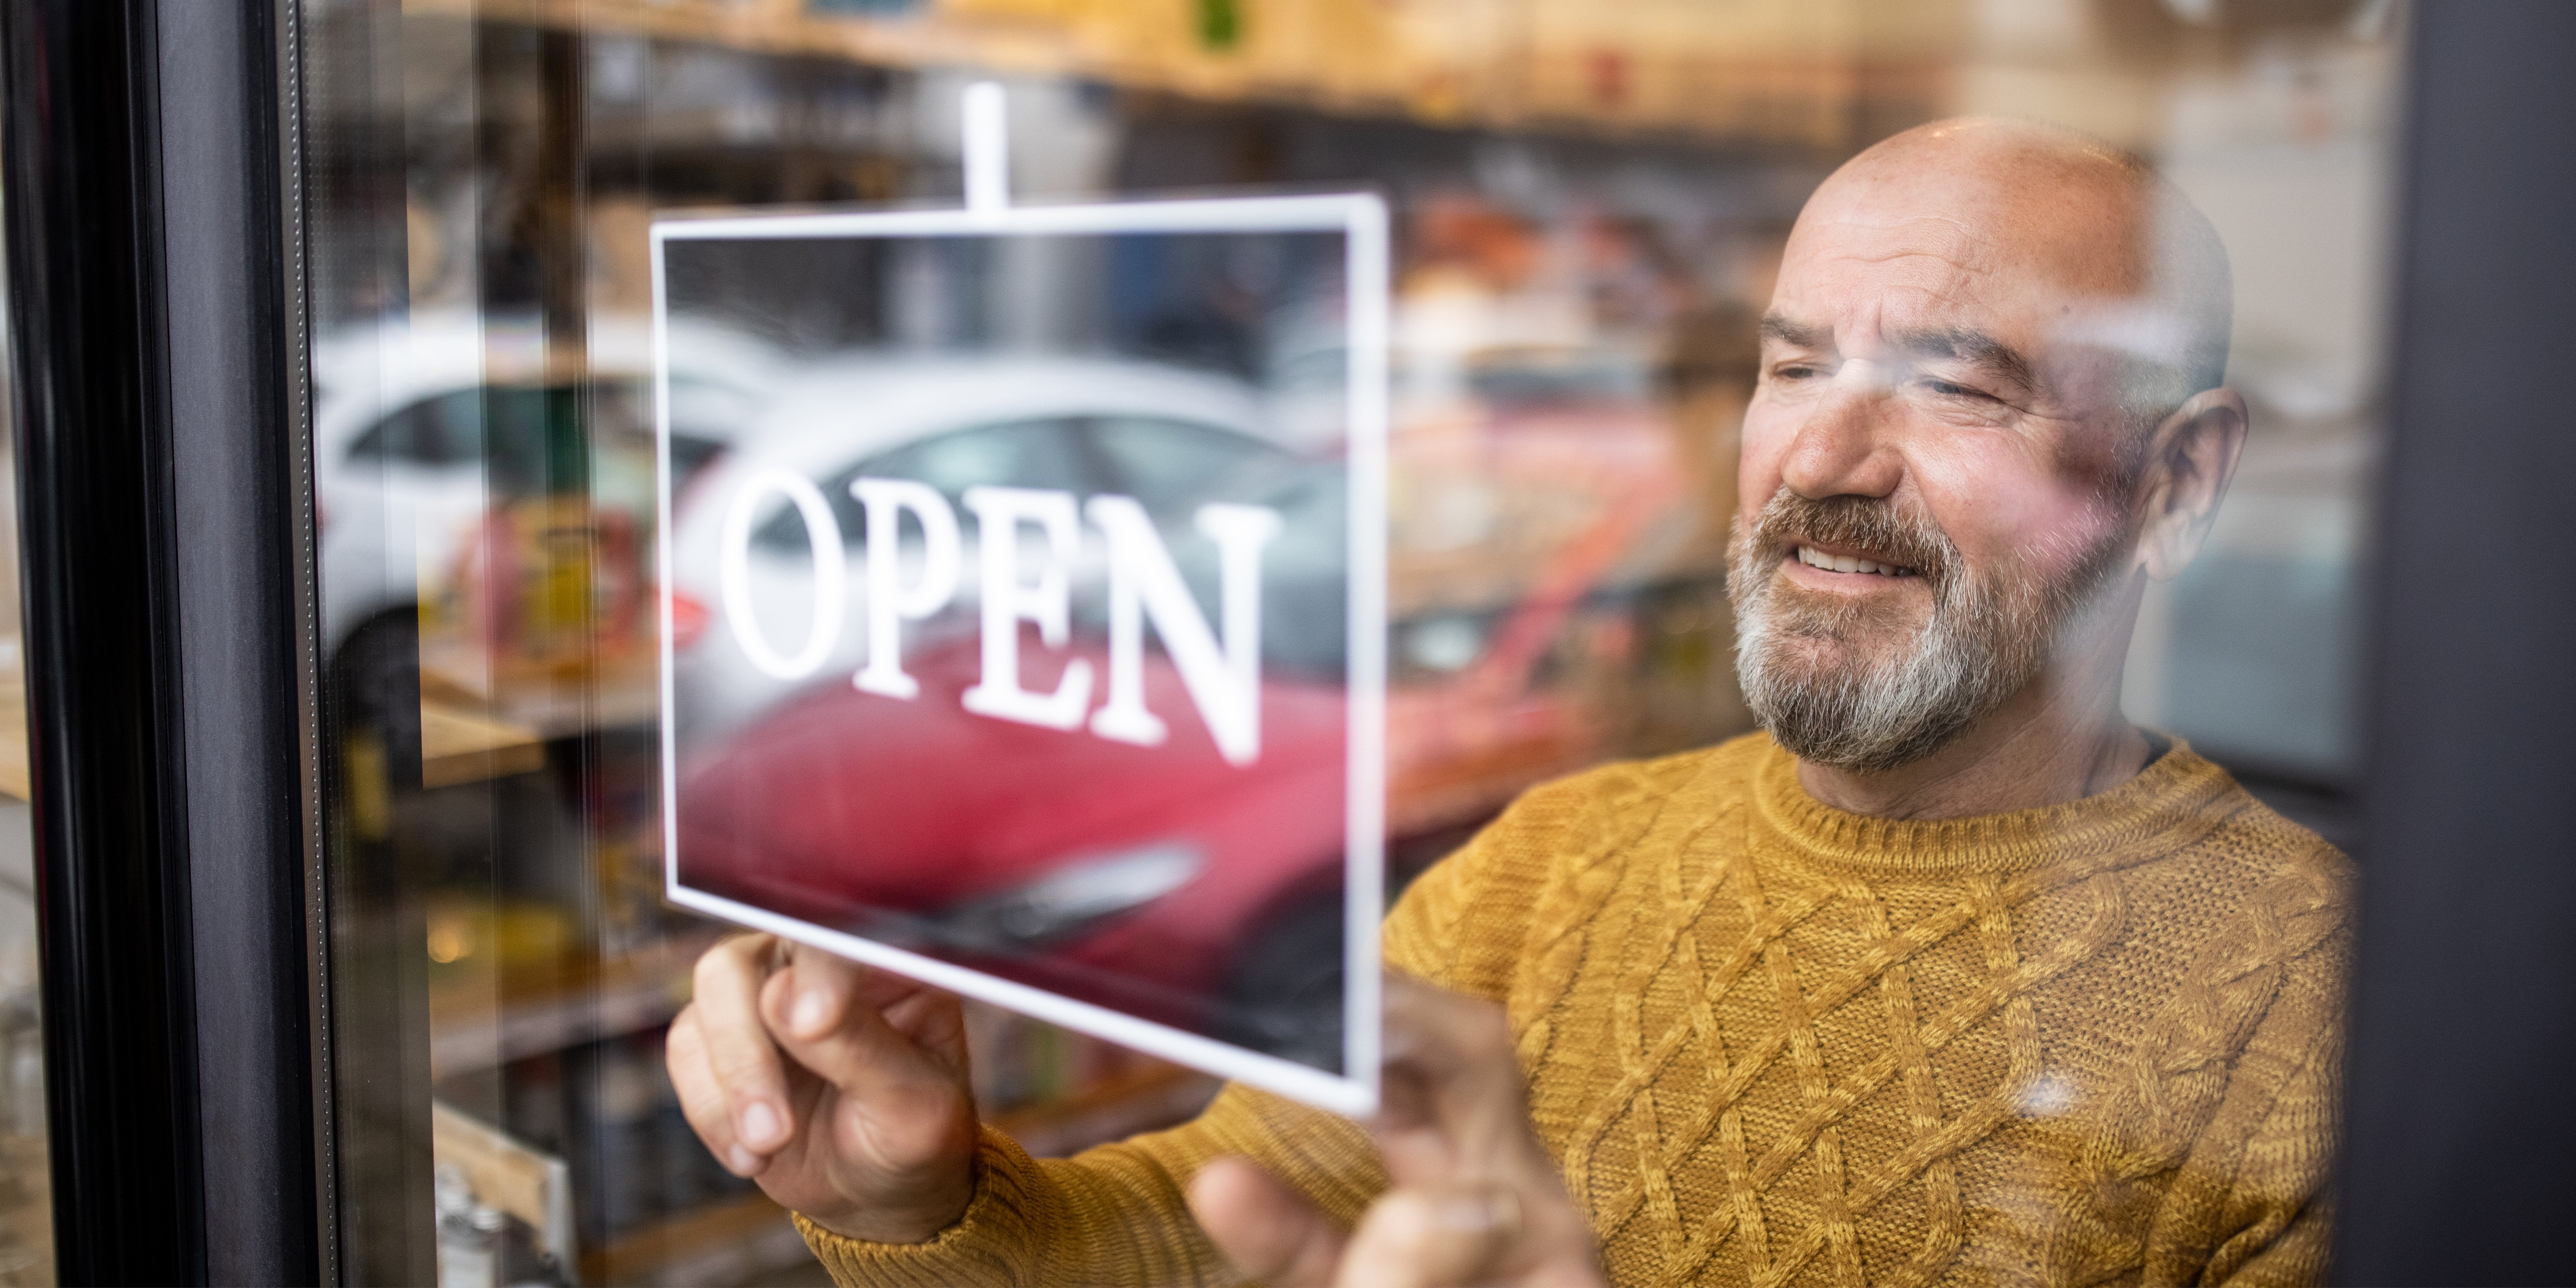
[1793,545,1921,577]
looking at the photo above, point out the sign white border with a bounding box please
[651,192,1390,1117]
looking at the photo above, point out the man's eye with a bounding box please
[1925,378,1992,400]
[1774,363,1821,381]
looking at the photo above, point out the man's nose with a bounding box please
[1779,362,1904,500]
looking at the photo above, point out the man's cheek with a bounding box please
[1912,455,2110,580]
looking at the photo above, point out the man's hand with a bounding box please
[666,934,980,1243]
[1187,977,1606,1288]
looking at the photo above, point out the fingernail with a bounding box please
[725,1145,763,1176]
[791,988,833,1038]
[740,1100,781,1147]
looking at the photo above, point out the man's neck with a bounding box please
[1793,676,2151,822]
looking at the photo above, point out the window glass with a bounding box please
[754,416,1096,552]
[851,417,1094,504]
[349,382,658,495]
[1087,416,1288,518]
[296,1,2398,1282]
[347,396,478,469]
[0,184,55,1287]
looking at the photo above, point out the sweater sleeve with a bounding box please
[792,768,1611,1286]
[797,1083,1385,1288]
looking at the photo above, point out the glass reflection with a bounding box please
[662,227,1359,1069]
[293,0,2398,1281]
[0,185,52,1288]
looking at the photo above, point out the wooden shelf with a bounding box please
[419,648,663,745]
[0,1133,51,1287]
[404,0,1884,152]
[0,652,23,802]
[421,699,549,789]
[992,1061,1220,1159]
[0,640,552,799]
[584,1191,821,1287]
[433,1100,576,1270]
[426,932,722,1077]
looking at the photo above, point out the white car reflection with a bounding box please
[665,355,1301,750]
[313,312,787,736]
[314,311,787,650]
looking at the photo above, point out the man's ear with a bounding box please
[2132,388,2248,582]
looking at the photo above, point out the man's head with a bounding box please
[1729,117,2247,773]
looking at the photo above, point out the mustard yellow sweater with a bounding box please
[798,734,2353,1287]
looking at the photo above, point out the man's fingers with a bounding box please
[692,934,795,1154]
[1381,976,1522,1127]
[854,958,938,1011]
[1188,1157,1349,1288]
[1333,1184,1520,1288]
[1353,978,1608,1288]
[667,1007,764,1176]
[779,943,866,1042]
[758,966,964,1113]
[880,985,973,1076]
[783,940,972,1079]
[1376,976,1542,1188]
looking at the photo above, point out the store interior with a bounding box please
[0,0,2400,1284]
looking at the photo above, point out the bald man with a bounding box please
[669,119,2351,1287]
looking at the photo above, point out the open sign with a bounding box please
[720,475,1281,766]
[655,185,1389,1114]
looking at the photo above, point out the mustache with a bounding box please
[1748,492,1960,587]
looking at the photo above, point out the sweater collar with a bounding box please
[1745,733,2246,878]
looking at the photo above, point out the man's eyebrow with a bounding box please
[1759,316,2043,395]
[1887,326,2039,394]
[1759,314,1833,349]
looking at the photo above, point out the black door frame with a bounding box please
[2333,1,2576,1282]
[0,0,326,1282]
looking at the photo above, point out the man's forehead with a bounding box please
[1773,205,2138,345]
[1759,119,2231,401]
[1795,211,2003,274]
[1769,223,2007,341]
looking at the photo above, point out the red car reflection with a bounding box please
[677,457,1695,1069]
[677,632,1356,1062]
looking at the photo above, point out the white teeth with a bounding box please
[1794,546,1914,577]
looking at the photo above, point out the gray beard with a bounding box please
[1727,494,2127,774]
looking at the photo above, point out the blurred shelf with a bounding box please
[488,679,663,740]
[581,1068,1215,1284]
[991,1060,1220,1159]
[428,933,721,1077]
[584,1191,824,1288]
[405,0,1886,152]
[0,1133,50,1287]
[433,1099,576,1269]
[0,651,23,802]
[420,650,663,744]
[0,643,568,798]
[421,699,549,788]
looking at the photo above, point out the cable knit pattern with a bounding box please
[798,733,2351,1287]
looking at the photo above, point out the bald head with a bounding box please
[1732,118,2252,782]
[1782,117,2233,435]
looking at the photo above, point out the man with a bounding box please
[668,118,2350,1287]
